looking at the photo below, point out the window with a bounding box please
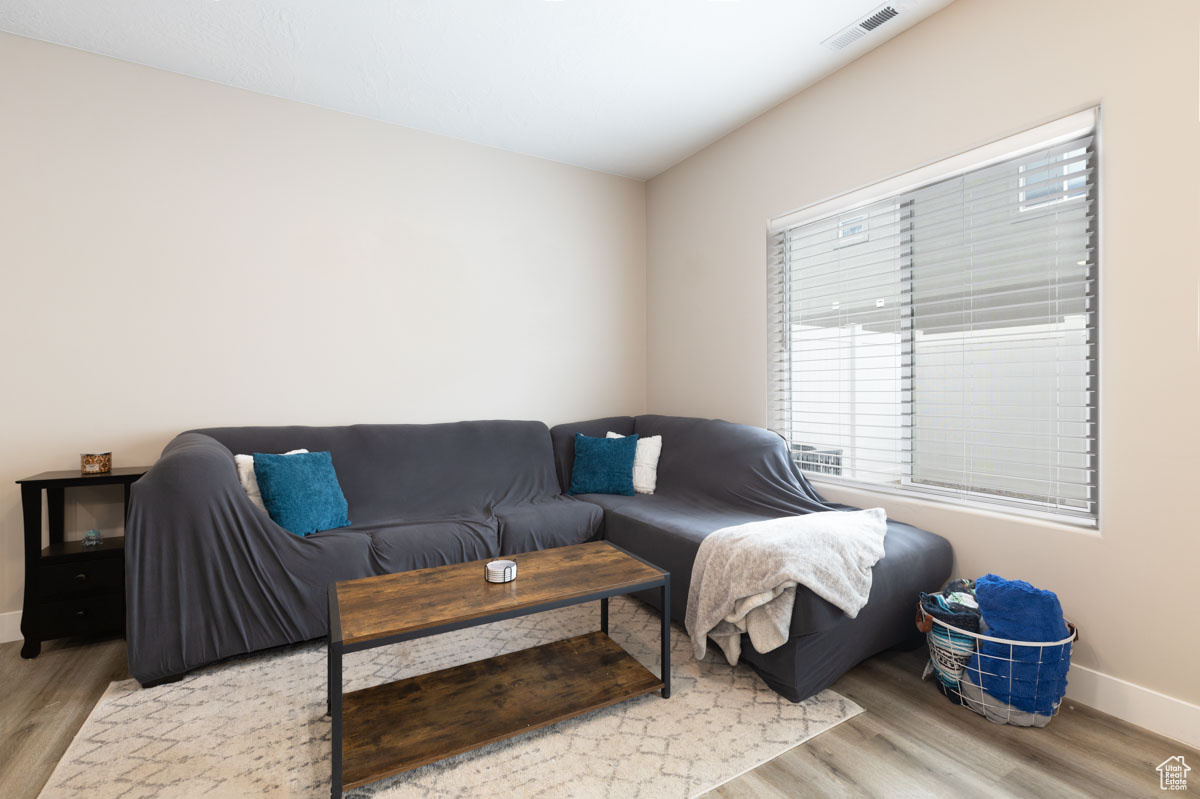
[836,213,869,246]
[1019,146,1088,211]
[767,110,1098,523]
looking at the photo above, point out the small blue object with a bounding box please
[568,433,639,496]
[253,451,350,536]
[82,528,103,547]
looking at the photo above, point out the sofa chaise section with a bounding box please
[126,420,601,686]
[550,414,953,702]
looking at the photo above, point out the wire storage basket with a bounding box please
[917,603,1078,727]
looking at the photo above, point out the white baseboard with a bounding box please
[0,610,21,645]
[1066,664,1200,750]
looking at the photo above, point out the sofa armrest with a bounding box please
[131,432,261,522]
[125,433,369,685]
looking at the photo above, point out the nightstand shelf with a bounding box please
[16,468,147,659]
[42,535,126,562]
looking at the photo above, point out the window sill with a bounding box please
[809,478,1101,539]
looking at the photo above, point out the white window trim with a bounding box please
[808,477,1102,537]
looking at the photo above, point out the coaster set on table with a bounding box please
[485,559,518,583]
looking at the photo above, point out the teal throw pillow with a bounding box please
[253,451,350,536]
[568,433,639,496]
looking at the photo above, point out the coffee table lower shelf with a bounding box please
[340,630,664,791]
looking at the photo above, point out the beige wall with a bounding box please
[0,33,647,621]
[647,0,1200,705]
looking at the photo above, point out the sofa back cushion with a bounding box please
[191,420,560,523]
[631,414,829,513]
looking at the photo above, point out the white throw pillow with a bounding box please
[606,432,662,495]
[234,449,308,511]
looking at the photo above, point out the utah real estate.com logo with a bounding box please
[1157,756,1190,791]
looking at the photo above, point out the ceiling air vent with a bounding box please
[822,3,908,51]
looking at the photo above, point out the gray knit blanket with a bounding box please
[684,508,889,665]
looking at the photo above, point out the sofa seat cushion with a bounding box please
[340,516,501,573]
[496,497,603,556]
[581,493,951,639]
[579,492,778,613]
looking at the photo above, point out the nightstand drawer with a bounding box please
[39,593,124,639]
[40,559,124,598]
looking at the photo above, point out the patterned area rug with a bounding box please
[41,597,861,798]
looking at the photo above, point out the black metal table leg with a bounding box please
[330,641,342,798]
[600,596,609,634]
[660,575,671,698]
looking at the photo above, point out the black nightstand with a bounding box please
[16,467,147,658]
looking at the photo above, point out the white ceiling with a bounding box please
[0,0,953,179]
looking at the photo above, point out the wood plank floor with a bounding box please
[1,635,1195,798]
[711,648,1199,799]
[0,634,126,799]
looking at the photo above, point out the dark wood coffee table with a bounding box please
[327,541,670,797]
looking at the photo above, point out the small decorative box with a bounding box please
[81,452,112,474]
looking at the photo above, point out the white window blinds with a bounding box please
[767,112,1098,523]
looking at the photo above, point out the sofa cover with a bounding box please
[126,421,601,685]
[550,414,953,702]
[129,414,953,701]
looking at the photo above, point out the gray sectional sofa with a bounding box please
[126,415,952,700]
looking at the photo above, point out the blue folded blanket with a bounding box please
[965,573,1071,715]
